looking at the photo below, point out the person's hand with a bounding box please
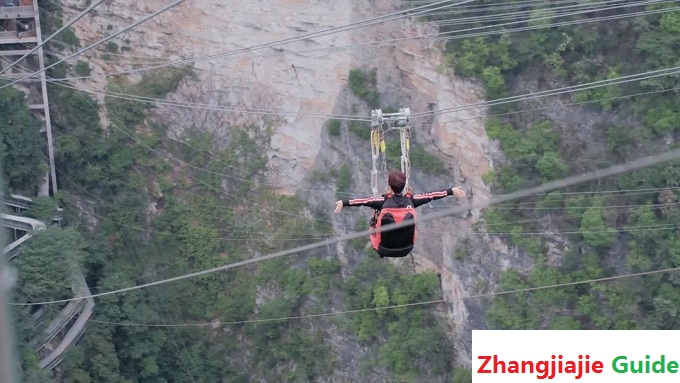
[452,186,466,198]
[334,200,343,213]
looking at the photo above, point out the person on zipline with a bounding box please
[334,170,466,258]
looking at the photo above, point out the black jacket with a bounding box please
[342,189,454,210]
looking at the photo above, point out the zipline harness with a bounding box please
[370,107,413,197]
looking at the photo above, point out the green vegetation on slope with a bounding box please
[349,68,379,108]
[434,0,680,337]
[343,256,453,382]
[421,4,680,379]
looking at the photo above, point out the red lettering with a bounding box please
[592,361,603,373]
[478,356,492,373]
[475,355,605,377]
[493,355,506,373]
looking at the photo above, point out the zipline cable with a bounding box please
[27,0,477,82]
[39,0,672,83]
[81,265,680,327]
[288,6,678,57]
[38,64,680,125]
[11,146,680,307]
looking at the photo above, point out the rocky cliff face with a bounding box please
[59,0,511,371]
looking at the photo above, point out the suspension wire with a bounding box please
[34,71,679,201]
[37,0,669,83]
[288,5,678,56]
[33,0,477,82]
[0,0,187,90]
[13,54,674,205]
[76,265,680,328]
[431,86,680,129]
[408,0,598,13]
[45,80,372,121]
[428,0,635,27]
[413,66,680,119]
[54,139,680,239]
[10,146,680,307]
[5,61,678,203]
[435,224,680,236]
[431,5,677,43]
[494,199,680,210]
[32,63,679,127]
[38,173,680,243]
[33,65,372,206]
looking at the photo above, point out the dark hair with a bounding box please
[388,170,406,193]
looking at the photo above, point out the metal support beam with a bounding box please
[31,0,57,195]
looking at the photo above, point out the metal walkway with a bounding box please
[0,0,57,196]
[1,213,44,260]
[1,194,94,370]
[1,0,90,370]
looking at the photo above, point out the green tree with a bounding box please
[535,152,568,182]
[0,82,47,191]
[13,227,88,301]
[26,196,58,222]
[373,282,390,317]
[579,197,616,249]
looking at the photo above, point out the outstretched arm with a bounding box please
[334,196,385,213]
[412,187,466,208]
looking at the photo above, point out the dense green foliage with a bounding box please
[11,227,90,380]
[435,0,680,341]
[343,257,453,381]
[348,68,379,108]
[327,119,341,136]
[0,82,47,193]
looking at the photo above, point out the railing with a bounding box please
[38,271,94,369]
[3,194,32,210]
[0,213,45,232]
[0,6,34,18]
[0,192,65,224]
[34,300,83,351]
[2,234,31,260]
